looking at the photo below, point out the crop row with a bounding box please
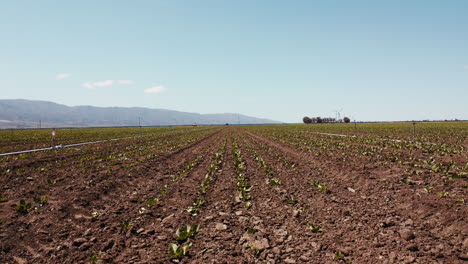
[243,125,466,203]
[169,136,227,260]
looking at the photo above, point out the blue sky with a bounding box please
[0,0,467,122]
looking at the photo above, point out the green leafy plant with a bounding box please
[176,224,200,241]
[34,196,48,206]
[47,179,57,184]
[246,244,262,256]
[168,242,192,259]
[122,219,132,231]
[185,206,199,216]
[88,251,101,263]
[334,251,344,260]
[193,199,205,207]
[269,178,282,186]
[14,199,31,214]
[307,222,323,233]
[439,191,449,198]
[310,180,328,193]
[145,197,160,209]
[423,185,433,193]
[287,195,298,204]
[239,190,251,201]
[186,199,205,216]
[199,182,209,195]
[160,184,169,195]
[245,227,257,234]
[0,193,8,203]
[400,178,415,185]
[244,201,252,209]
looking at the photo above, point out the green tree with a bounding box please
[303,116,312,124]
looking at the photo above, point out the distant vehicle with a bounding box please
[192,124,198,126]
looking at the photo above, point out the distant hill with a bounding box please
[0,99,280,128]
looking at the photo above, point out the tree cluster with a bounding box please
[303,116,351,124]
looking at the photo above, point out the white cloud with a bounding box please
[82,82,94,89]
[117,80,134,85]
[144,85,167,94]
[94,80,114,87]
[82,79,136,89]
[83,80,114,89]
[55,73,71,80]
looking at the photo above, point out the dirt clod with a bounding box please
[72,238,87,247]
[399,228,415,241]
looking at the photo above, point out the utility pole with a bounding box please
[412,122,416,138]
[353,117,357,134]
[139,116,142,137]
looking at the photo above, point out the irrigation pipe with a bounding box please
[0,136,137,157]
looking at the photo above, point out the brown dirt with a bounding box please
[0,126,466,264]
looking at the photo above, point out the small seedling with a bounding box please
[245,227,257,234]
[400,178,414,185]
[307,223,323,233]
[423,185,433,193]
[47,179,57,184]
[310,180,328,192]
[334,251,344,260]
[0,193,8,203]
[287,195,298,204]
[310,180,320,187]
[34,196,48,206]
[318,184,328,192]
[176,224,200,241]
[438,191,449,198]
[88,252,101,263]
[123,219,132,231]
[14,199,31,214]
[244,201,252,209]
[185,206,199,216]
[145,197,160,209]
[246,244,262,256]
[193,199,205,207]
[168,242,192,259]
[160,184,169,195]
[199,184,208,195]
[239,191,251,201]
[269,178,282,186]
[297,207,306,215]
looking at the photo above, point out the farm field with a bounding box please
[0,122,467,263]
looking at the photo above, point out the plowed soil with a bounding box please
[1,126,466,264]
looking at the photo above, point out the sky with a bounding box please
[0,0,467,123]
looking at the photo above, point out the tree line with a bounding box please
[302,116,350,124]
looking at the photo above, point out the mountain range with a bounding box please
[0,99,280,128]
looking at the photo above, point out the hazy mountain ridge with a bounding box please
[0,99,280,128]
